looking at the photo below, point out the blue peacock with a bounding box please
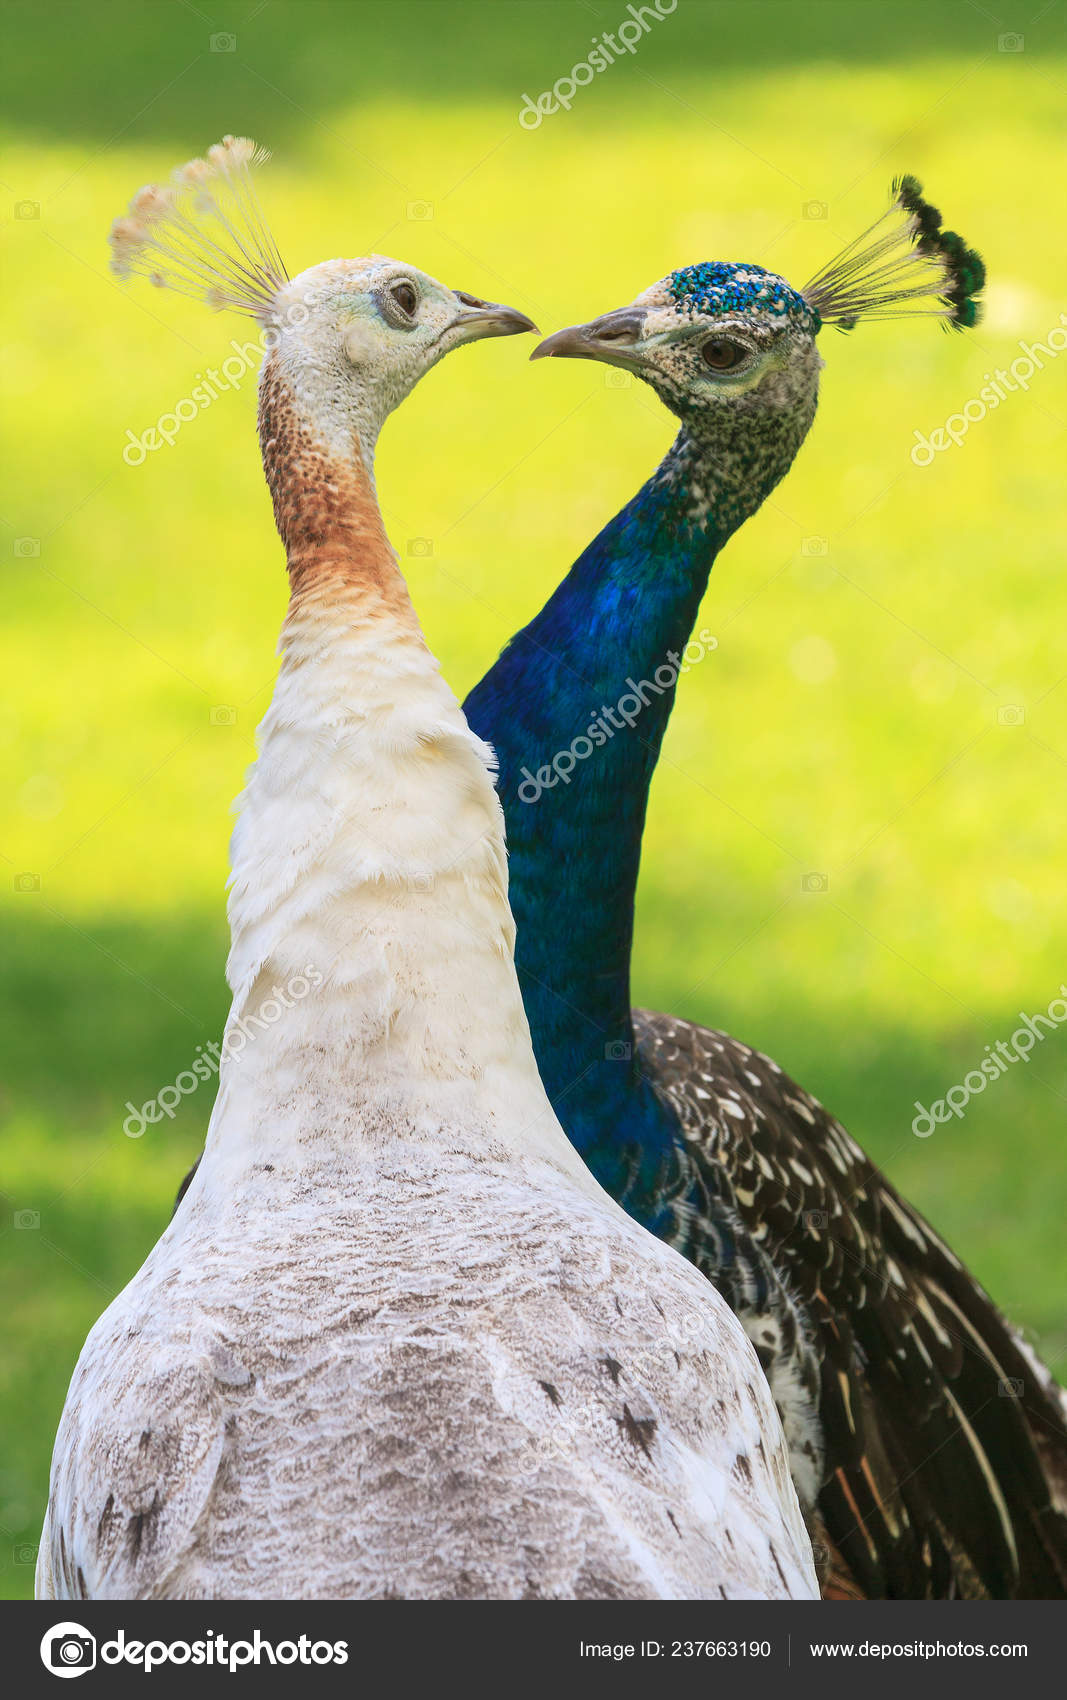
[464,178,1067,1600]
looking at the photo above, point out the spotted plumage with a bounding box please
[637,1012,1067,1597]
[466,180,1067,1597]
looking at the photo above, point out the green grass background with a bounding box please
[1,0,1065,1599]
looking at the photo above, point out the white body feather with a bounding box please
[37,601,815,1600]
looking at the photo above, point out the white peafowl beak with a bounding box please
[448,290,539,343]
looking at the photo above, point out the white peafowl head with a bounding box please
[108,136,536,463]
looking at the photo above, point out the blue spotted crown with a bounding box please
[667,262,818,330]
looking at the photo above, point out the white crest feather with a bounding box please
[108,135,288,317]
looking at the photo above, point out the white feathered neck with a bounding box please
[205,352,578,1176]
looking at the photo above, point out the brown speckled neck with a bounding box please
[258,353,413,618]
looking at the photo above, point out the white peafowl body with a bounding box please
[36,140,817,1602]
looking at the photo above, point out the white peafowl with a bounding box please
[35,139,817,1602]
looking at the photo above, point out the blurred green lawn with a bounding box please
[2,0,1065,1599]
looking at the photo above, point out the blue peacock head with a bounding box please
[533,177,985,438]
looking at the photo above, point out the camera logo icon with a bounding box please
[14,537,41,557]
[604,1041,631,1061]
[15,200,40,220]
[209,31,237,51]
[803,200,828,220]
[14,1208,40,1229]
[997,31,1024,51]
[801,536,828,556]
[40,1622,97,1678]
[802,871,829,894]
[998,1376,1024,1398]
[209,704,237,727]
[407,538,434,558]
[604,369,632,389]
[406,200,434,221]
[14,871,40,893]
[803,1209,828,1230]
[997,704,1024,727]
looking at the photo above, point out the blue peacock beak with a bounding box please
[531,307,648,366]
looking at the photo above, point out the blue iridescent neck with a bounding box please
[465,401,813,1214]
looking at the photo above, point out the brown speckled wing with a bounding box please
[634,1007,1067,1600]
